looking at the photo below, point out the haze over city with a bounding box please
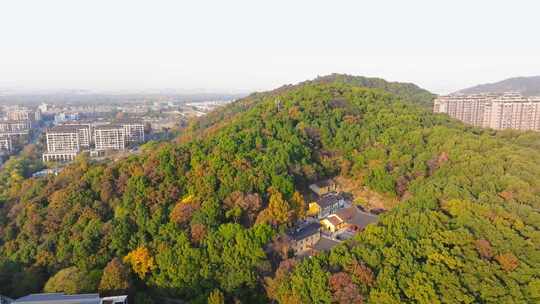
[1,0,540,94]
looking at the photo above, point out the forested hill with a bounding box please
[1,77,540,303]
[190,74,435,134]
[305,74,435,107]
[267,74,435,107]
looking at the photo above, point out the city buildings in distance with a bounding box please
[0,98,232,165]
[43,121,145,162]
[434,92,540,131]
[0,106,41,160]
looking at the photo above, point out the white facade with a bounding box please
[78,126,91,147]
[38,103,49,113]
[6,109,41,122]
[94,126,126,150]
[43,126,85,162]
[434,93,540,131]
[46,130,80,153]
[71,125,91,147]
[54,112,80,124]
[0,120,31,132]
[122,122,145,143]
[0,135,12,152]
[42,151,78,162]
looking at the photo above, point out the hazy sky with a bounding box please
[1,0,539,94]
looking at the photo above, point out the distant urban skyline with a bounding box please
[2,73,539,97]
[1,0,540,94]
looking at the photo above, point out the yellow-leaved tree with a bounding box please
[123,246,155,279]
[256,188,291,226]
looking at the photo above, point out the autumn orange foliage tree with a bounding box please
[329,272,363,304]
[495,253,520,272]
[99,258,131,293]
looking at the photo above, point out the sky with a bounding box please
[0,0,539,94]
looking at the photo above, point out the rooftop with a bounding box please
[289,222,321,241]
[325,215,342,227]
[0,120,31,124]
[313,237,340,252]
[312,179,336,188]
[438,92,540,103]
[62,121,91,125]
[335,206,378,229]
[94,124,124,130]
[317,193,343,208]
[13,293,100,304]
[46,125,83,133]
[114,119,144,125]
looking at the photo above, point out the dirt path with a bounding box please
[334,176,399,210]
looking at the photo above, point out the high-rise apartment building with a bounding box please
[0,135,13,152]
[94,125,126,151]
[66,124,92,148]
[0,120,31,133]
[434,93,540,131]
[43,126,83,162]
[42,119,146,162]
[6,108,41,122]
[119,120,145,143]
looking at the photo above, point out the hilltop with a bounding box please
[0,76,539,303]
[457,75,540,96]
[190,74,434,136]
[265,74,434,106]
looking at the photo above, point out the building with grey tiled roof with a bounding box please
[12,293,127,304]
[288,222,321,254]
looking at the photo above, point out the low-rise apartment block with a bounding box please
[434,92,540,131]
[42,150,79,162]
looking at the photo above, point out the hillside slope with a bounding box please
[190,74,434,135]
[458,76,540,96]
[0,78,539,303]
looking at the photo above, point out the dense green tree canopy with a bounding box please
[0,75,539,303]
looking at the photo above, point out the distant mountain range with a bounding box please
[457,76,540,96]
